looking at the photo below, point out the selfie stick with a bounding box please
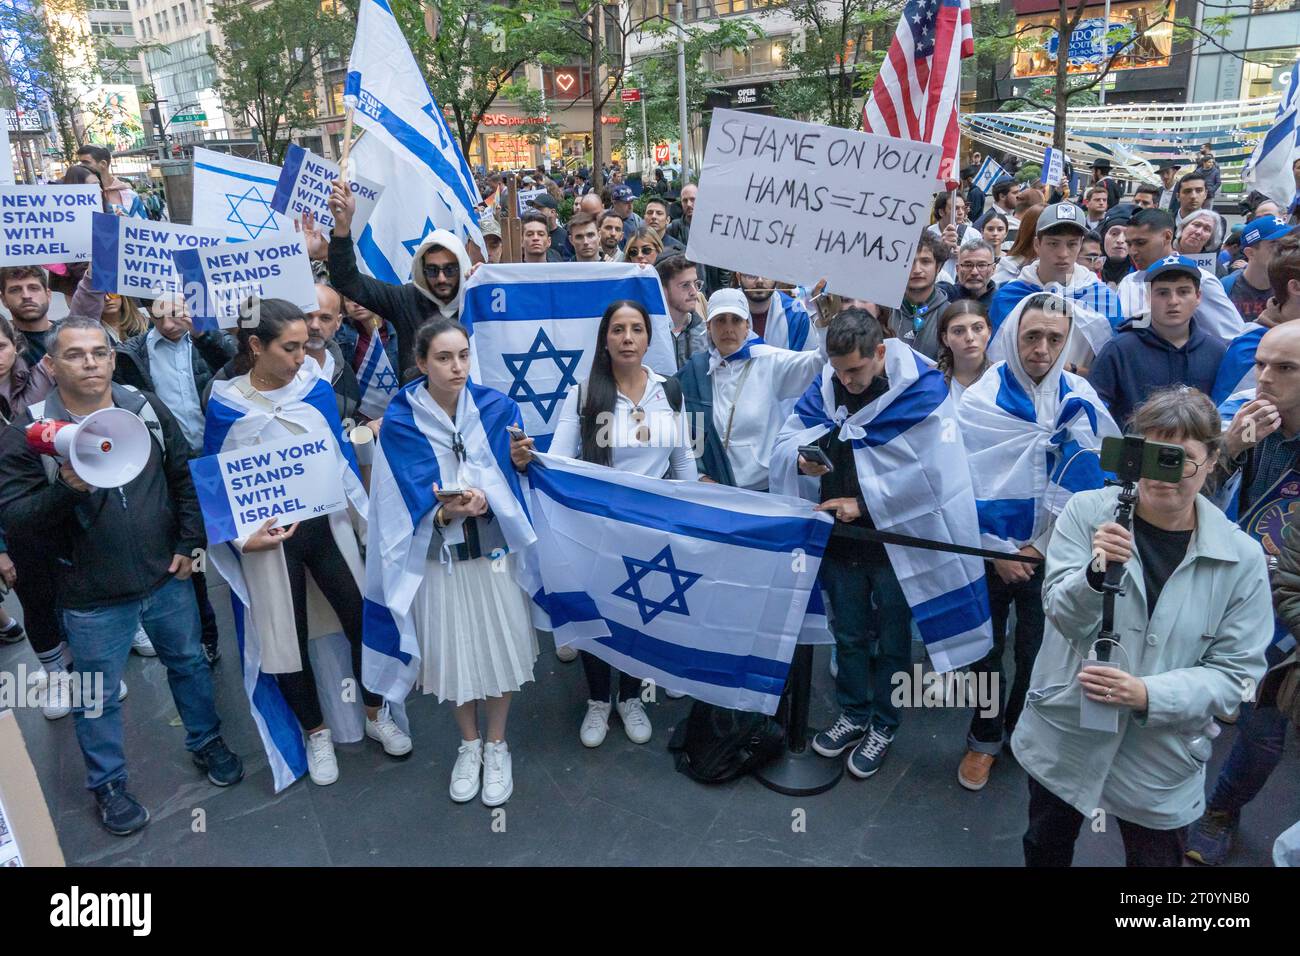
[1097,476,1139,664]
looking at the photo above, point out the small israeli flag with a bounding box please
[357,326,401,419]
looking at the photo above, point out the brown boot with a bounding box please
[958,750,995,791]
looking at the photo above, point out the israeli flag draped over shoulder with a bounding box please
[770,339,993,672]
[460,263,677,450]
[344,0,483,253]
[1211,323,1266,405]
[203,357,376,793]
[959,293,1120,554]
[989,263,1121,361]
[361,380,538,707]
[527,452,832,715]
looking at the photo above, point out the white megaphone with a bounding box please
[25,407,152,489]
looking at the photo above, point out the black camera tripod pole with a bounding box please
[1096,479,1138,663]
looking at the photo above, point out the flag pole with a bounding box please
[339,108,356,176]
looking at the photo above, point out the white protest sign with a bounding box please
[89,213,227,296]
[1185,252,1219,274]
[685,109,942,307]
[270,142,384,234]
[516,188,547,216]
[171,233,318,331]
[0,184,100,266]
[1041,147,1064,187]
[189,429,348,544]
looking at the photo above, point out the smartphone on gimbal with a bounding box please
[1099,435,1185,484]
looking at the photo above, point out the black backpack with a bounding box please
[667,701,784,784]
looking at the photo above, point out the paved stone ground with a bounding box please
[3,581,1296,867]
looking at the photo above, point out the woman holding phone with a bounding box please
[365,317,538,807]
[520,299,697,748]
[204,299,410,792]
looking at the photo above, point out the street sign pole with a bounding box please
[640,94,649,173]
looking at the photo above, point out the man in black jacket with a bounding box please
[0,318,243,836]
[113,293,234,663]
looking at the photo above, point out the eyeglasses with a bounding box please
[628,246,658,258]
[675,278,704,292]
[423,264,460,279]
[1181,455,1208,479]
[958,261,994,272]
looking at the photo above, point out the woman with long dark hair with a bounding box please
[540,299,697,746]
[935,299,992,401]
[204,299,410,792]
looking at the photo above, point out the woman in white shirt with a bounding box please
[936,300,992,401]
[677,287,827,489]
[537,299,697,747]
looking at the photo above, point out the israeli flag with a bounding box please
[960,364,1118,553]
[527,452,832,715]
[461,264,678,450]
[762,290,818,353]
[362,380,537,707]
[1242,62,1300,209]
[190,147,289,242]
[357,325,401,419]
[344,0,483,251]
[771,339,993,672]
[971,156,1006,194]
[1211,324,1266,405]
[349,131,463,283]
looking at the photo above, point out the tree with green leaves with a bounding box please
[209,0,356,164]
[764,0,904,130]
[612,15,755,164]
[0,0,141,163]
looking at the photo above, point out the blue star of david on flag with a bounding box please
[503,328,582,422]
[224,186,279,239]
[612,545,703,625]
[370,364,399,393]
[402,219,439,258]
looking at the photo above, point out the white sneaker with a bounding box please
[555,643,578,662]
[481,741,513,807]
[118,680,128,702]
[42,670,71,720]
[365,704,412,757]
[664,688,687,699]
[579,700,611,748]
[130,628,156,657]
[449,739,483,803]
[616,698,652,744]
[306,729,339,786]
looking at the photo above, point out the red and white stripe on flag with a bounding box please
[862,0,974,185]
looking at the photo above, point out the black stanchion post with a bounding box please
[753,643,843,795]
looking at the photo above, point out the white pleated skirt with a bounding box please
[413,553,539,706]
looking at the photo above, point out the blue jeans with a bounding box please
[822,549,912,732]
[61,575,221,791]
[1206,701,1288,819]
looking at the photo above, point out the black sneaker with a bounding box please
[93,781,150,836]
[811,712,870,757]
[202,639,221,666]
[0,619,24,645]
[192,736,245,787]
[847,725,895,779]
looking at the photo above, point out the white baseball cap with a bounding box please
[706,288,750,323]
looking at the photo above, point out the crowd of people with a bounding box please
[0,143,1298,868]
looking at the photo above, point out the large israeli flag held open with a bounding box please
[190,147,289,242]
[1242,62,1300,209]
[461,264,677,451]
[344,0,483,250]
[527,453,833,715]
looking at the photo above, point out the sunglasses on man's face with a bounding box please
[423,264,460,279]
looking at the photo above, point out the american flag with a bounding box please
[862,0,974,185]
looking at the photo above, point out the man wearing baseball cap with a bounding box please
[989,201,1123,374]
[1089,255,1227,425]
[610,184,643,246]
[1223,217,1297,323]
